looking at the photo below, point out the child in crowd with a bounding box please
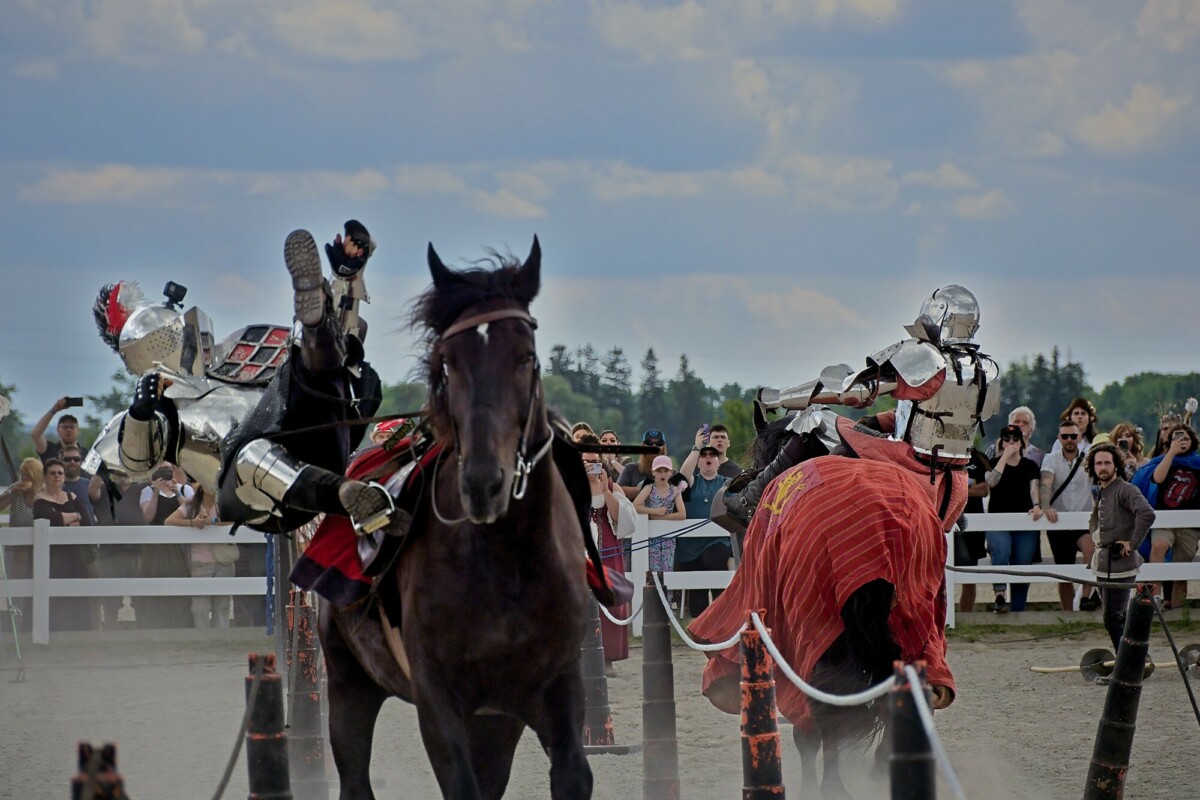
[633,454,686,571]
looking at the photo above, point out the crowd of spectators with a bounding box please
[1,397,266,632]
[961,396,1199,615]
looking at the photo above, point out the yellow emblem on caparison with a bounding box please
[763,469,806,515]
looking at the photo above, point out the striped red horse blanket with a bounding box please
[688,454,955,731]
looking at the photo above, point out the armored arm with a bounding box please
[118,373,169,475]
[757,363,898,414]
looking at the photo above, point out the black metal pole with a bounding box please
[1083,585,1155,800]
[246,653,293,800]
[581,594,640,754]
[889,661,935,800]
[740,617,785,800]
[286,590,329,799]
[642,572,680,800]
[70,743,124,800]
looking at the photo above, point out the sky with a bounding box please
[1,0,1198,428]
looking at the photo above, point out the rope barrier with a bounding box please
[0,542,26,682]
[947,564,1138,590]
[749,612,895,706]
[649,572,744,651]
[599,518,712,558]
[1151,600,1200,728]
[903,664,968,800]
[599,597,644,626]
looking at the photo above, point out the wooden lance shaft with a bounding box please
[642,572,680,800]
[1083,585,1155,800]
[246,653,293,800]
[739,617,785,799]
[286,590,329,800]
[70,742,125,800]
[889,661,934,800]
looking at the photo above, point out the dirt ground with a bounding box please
[1,624,1197,800]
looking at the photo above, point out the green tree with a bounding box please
[666,354,713,449]
[1096,372,1200,446]
[543,374,599,426]
[637,348,669,441]
[715,397,756,466]
[378,381,428,417]
[599,347,635,437]
[999,347,1094,450]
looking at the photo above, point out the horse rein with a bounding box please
[438,305,554,510]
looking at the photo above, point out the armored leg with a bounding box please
[285,229,346,373]
[232,439,395,535]
[723,433,807,526]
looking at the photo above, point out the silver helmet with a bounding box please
[118,305,186,375]
[912,284,980,347]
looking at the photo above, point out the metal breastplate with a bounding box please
[895,350,999,460]
[172,381,266,490]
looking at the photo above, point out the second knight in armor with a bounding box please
[91,222,396,537]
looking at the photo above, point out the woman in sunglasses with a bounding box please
[984,424,1043,613]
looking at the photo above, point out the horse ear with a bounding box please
[427,242,457,287]
[513,235,541,303]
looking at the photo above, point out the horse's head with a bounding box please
[413,237,546,524]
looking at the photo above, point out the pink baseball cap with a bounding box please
[651,455,673,472]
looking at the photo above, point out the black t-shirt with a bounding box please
[964,451,989,515]
[1157,464,1200,511]
[988,457,1040,513]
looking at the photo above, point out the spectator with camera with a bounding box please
[597,429,626,481]
[986,406,1045,468]
[30,396,90,466]
[1109,422,1149,478]
[1087,442,1156,657]
[1135,422,1200,609]
[1035,421,1098,611]
[984,424,1042,613]
[165,480,236,628]
[675,441,733,617]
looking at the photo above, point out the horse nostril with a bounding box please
[464,465,506,505]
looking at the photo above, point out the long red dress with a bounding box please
[589,504,629,662]
[687,452,956,732]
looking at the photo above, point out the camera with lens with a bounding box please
[162,281,187,310]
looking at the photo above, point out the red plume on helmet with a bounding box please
[93,281,147,352]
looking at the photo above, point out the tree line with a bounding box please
[3,346,1199,483]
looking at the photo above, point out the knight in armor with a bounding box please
[721,284,1000,531]
[87,221,397,538]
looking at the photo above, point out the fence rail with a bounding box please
[6,510,1200,642]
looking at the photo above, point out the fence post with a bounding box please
[32,518,51,645]
[642,572,679,800]
[1083,585,1155,800]
[739,616,785,799]
[286,590,329,800]
[246,653,293,800]
[631,515,650,638]
[888,661,934,800]
[70,742,125,799]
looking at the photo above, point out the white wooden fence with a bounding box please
[0,520,269,643]
[4,511,1200,642]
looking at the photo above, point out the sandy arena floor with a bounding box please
[1,619,1197,800]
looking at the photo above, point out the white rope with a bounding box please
[903,665,968,800]
[599,597,644,626]
[749,612,895,706]
[650,572,745,651]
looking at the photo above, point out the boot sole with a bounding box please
[339,480,395,535]
[284,229,325,327]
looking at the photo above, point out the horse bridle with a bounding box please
[439,305,553,504]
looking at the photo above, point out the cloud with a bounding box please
[952,189,1015,220]
[19,165,186,203]
[13,60,59,79]
[730,167,788,197]
[589,1,711,61]
[86,0,207,61]
[245,169,391,198]
[466,188,548,218]
[901,163,980,191]
[394,166,468,195]
[272,1,420,62]
[1137,0,1200,54]
[590,163,704,201]
[1073,82,1190,155]
[778,152,898,210]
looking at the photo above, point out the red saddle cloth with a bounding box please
[290,437,435,609]
[687,454,955,732]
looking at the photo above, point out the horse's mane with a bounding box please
[407,253,531,440]
[751,414,796,470]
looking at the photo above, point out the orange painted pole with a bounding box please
[246,653,293,800]
[581,594,640,754]
[740,614,785,799]
[286,590,329,799]
[888,661,933,800]
[70,743,125,800]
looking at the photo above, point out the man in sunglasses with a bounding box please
[1036,421,1098,611]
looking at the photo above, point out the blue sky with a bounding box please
[2,0,1198,426]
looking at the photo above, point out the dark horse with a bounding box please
[318,237,592,799]
[694,411,955,798]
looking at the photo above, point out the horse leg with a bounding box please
[791,724,822,798]
[413,681,481,800]
[466,714,526,800]
[528,669,592,800]
[818,723,852,799]
[322,612,389,800]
